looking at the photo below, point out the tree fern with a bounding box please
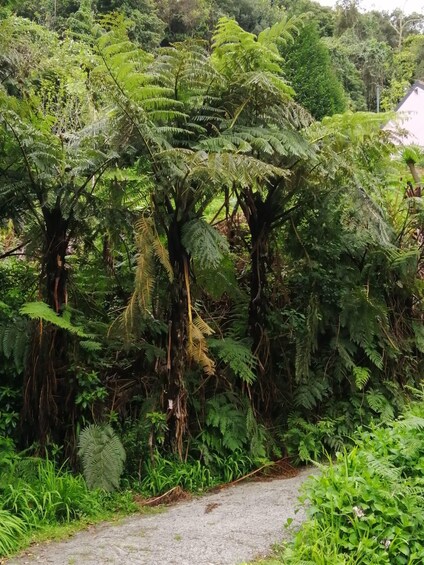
[78,424,126,492]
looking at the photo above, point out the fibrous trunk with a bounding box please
[166,216,190,457]
[21,207,73,451]
[245,194,271,373]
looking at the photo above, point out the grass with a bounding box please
[2,491,164,560]
[0,445,144,559]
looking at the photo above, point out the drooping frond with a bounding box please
[78,424,126,492]
[294,294,320,381]
[0,319,29,374]
[208,337,257,384]
[188,314,215,376]
[122,216,173,334]
[181,219,229,270]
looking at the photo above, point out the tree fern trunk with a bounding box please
[246,194,271,373]
[41,206,69,312]
[21,207,74,452]
[166,216,190,458]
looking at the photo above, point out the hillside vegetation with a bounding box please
[0,0,423,558]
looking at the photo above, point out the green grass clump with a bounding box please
[135,451,259,496]
[0,439,138,558]
[280,400,424,564]
[0,509,27,556]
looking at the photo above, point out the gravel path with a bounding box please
[7,467,315,565]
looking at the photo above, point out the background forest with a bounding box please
[0,0,424,550]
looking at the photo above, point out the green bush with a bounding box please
[283,400,424,564]
[1,457,103,525]
[133,451,259,496]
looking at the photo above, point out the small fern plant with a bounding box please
[78,424,126,492]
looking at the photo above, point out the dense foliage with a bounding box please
[265,398,424,564]
[0,0,424,557]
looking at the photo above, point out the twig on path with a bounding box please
[142,486,182,506]
[224,462,275,487]
[217,457,298,490]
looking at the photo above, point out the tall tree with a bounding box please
[208,17,313,396]
[281,21,347,119]
[94,23,281,454]
[0,23,113,448]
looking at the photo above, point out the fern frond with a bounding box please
[205,393,248,452]
[365,452,401,483]
[182,219,229,270]
[366,389,395,421]
[353,366,371,391]
[123,216,173,334]
[188,314,215,376]
[78,424,126,492]
[398,415,424,431]
[20,302,89,338]
[208,337,257,384]
[294,380,329,410]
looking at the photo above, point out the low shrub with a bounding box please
[282,400,424,564]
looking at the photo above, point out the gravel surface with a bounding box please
[7,467,315,565]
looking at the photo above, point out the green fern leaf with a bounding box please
[353,366,371,391]
[208,337,257,384]
[182,219,229,270]
[78,424,126,492]
[20,302,89,338]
